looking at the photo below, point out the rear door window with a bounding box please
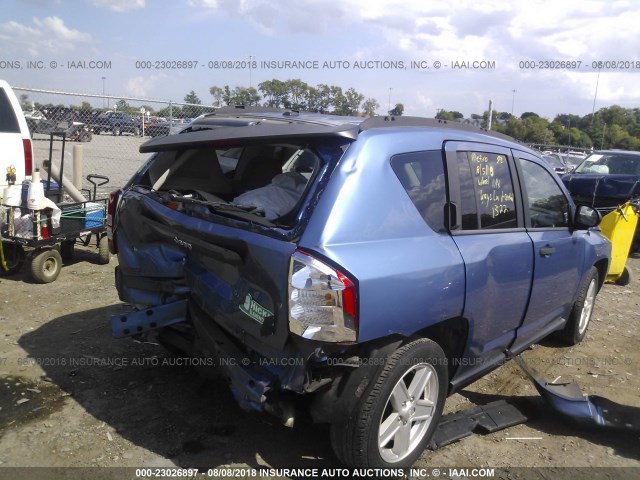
[455,150,518,230]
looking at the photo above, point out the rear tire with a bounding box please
[330,338,447,468]
[97,235,110,265]
[614,266,632,286]
[112,126,121,136]
[0,242,25,276]
[557,267,599,345]
[30,248,62,283]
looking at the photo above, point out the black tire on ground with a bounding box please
[30,248,62,284]
[0,242,25,276]
[97,235,110,265]
[557,267,599,345]
[615,266,632,286]
[80,131,92,142]
[330,338,447,468]
[112,126,121,136]
[134,127,140,136]
[60,240,75,261]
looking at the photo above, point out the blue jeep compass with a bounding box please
[108,109,610,468]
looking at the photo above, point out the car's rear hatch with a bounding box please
[115,121,357,354]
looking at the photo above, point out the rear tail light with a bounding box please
[107,190,121,253]
[23,139,33,176]
[288,250,357,343]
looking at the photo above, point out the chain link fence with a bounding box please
[14,87,215,198]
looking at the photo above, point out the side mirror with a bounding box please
[574,205,601,229]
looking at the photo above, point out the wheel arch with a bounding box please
[410,316,469,390]
[593,258,608,291]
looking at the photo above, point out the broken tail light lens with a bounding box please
[107,190,121,253]
[288,250,357,343]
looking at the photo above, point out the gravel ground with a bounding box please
[0,248,639,479]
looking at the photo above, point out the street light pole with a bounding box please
[248,55,254,89]
[101,76,106,109]
[388,87,393,114]
[591,69,600,125]
[511,89,517,116]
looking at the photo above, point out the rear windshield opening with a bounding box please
[144,142,328,226]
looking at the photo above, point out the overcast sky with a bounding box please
[1,0,639,119]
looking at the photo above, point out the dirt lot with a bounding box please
[0,248,639,479]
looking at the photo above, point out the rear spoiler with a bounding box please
[139,123,359,153]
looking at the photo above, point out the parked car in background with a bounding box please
[145,118,191,137]
[108,110,610,469]
[562,150,640,252]
[561,153,587,173]
[91,111,141,136]
[0,80,32,189]
[542,153,568,175]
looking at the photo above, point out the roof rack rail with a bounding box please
[207,106,297,115]
[359,115,517,142]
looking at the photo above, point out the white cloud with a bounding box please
[89,0,145,12]
[125,74,165,98]
[0,16,90,56]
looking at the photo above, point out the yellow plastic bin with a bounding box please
[599,202,639,285]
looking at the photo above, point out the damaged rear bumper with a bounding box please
[110,299,306,413]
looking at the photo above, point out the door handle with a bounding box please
[539,246,556,256]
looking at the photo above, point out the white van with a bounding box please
[0,80,33,190]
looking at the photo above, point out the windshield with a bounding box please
[574,153,640,175]
[542,155,564,169]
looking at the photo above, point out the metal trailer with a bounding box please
[0,133,110,283]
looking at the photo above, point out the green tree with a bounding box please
[258,79,288,107]
[389,103,404,116]
[184,90,202,105]
[520,111,539,120]
[209,86,224,107]
[362,98,380,117]
[285,79,309,110]
[340,87,365,116]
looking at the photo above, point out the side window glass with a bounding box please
[0,89,20,133]
[518,158,569,228]
[391,150,447,232]
[457,151,517,230]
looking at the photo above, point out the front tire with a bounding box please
[30,248,62,283]
[557,267,599,345]
[330,338,447,468]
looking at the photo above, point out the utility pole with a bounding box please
[388,87,393,114]
[511,89,517,116]
[488,100,493,130]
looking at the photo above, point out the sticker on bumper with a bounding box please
[240,293,273,325]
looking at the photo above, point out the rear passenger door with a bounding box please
[444,142,534,384]
[510,151,583,350]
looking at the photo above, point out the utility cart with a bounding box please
[0,133,110,283]
[598,199,640,286]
